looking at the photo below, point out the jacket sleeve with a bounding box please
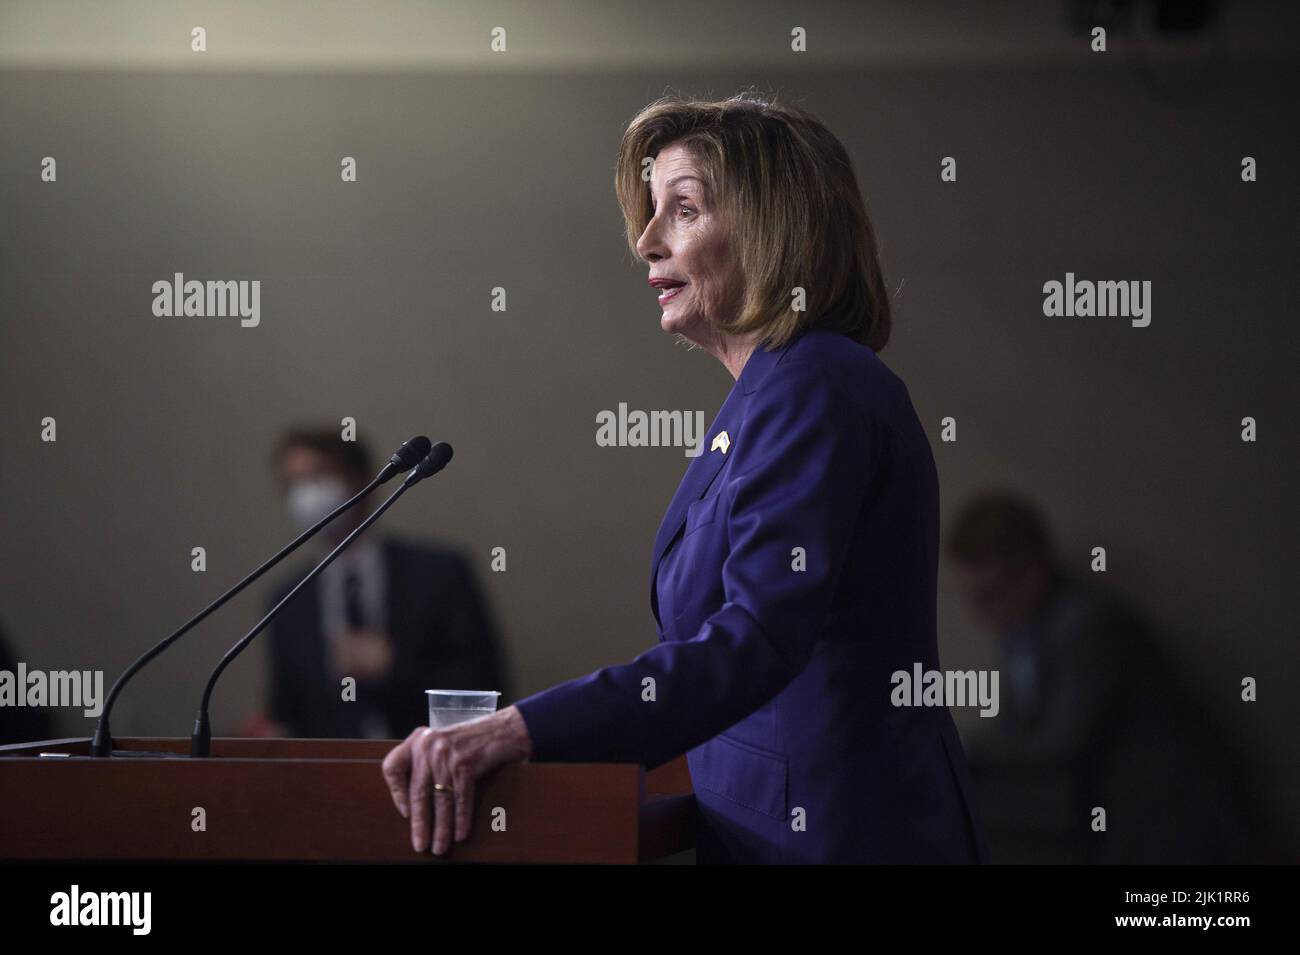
[514,358,880,769]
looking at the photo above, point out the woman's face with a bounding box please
[636,142,743,347]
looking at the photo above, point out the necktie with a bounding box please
[335,567,371,737]
[343,569,366,629]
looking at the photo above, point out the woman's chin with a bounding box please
[659,308,692,337]
[660,312,712,351]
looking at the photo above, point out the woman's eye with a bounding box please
[677,205,696,219]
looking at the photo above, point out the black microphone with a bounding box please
[190,442,454,757]
[89,435,433,757]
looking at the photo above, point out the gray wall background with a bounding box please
[1,22,1296,850]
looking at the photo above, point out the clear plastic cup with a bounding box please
[426,689,501,730]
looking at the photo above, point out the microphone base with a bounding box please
[191,715,212,758]
[89,721,114,758]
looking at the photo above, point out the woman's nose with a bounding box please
[636,216,666,262]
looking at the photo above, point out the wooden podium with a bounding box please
[0,737,696,863]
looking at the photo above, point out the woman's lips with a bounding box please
[658,284,686,305]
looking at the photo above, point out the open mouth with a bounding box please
[656,281,687,304]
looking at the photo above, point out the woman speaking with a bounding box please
[382,92,987,864]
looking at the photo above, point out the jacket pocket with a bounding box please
[691,732,789,821]
[683,494,720,536]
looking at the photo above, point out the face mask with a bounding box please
[286,477,351,530]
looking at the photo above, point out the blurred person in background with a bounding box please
[249,427,508,740]
[949,490,1254,863]
[0,621,53,746]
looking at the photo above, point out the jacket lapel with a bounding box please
[648,342,789,625]
[648,397,737,577]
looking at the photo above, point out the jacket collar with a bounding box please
[738,338,788,395]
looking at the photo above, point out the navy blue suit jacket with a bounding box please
[516,329,987,863]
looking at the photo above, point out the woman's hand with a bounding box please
[381,705,534,855]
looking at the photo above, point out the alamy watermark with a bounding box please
[0,663,103,717]
[50,885,151,935]
[152,273,260,327]
[891,662,999,717]
[1042,272,1151,327]
[596,403,706,457]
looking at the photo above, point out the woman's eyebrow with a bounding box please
[650,174,705,208]
[664,174,703,190]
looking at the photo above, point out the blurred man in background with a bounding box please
[252,427,507,740]
[948,490,1253,863]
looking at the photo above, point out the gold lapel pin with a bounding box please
[711,431,731,454]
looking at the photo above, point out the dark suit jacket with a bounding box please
[967,572,1252,863]
[267,537,506,739]
[516,328,988,863]
[0,625,53,746]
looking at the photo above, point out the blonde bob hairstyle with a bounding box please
[615,91,891,352]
